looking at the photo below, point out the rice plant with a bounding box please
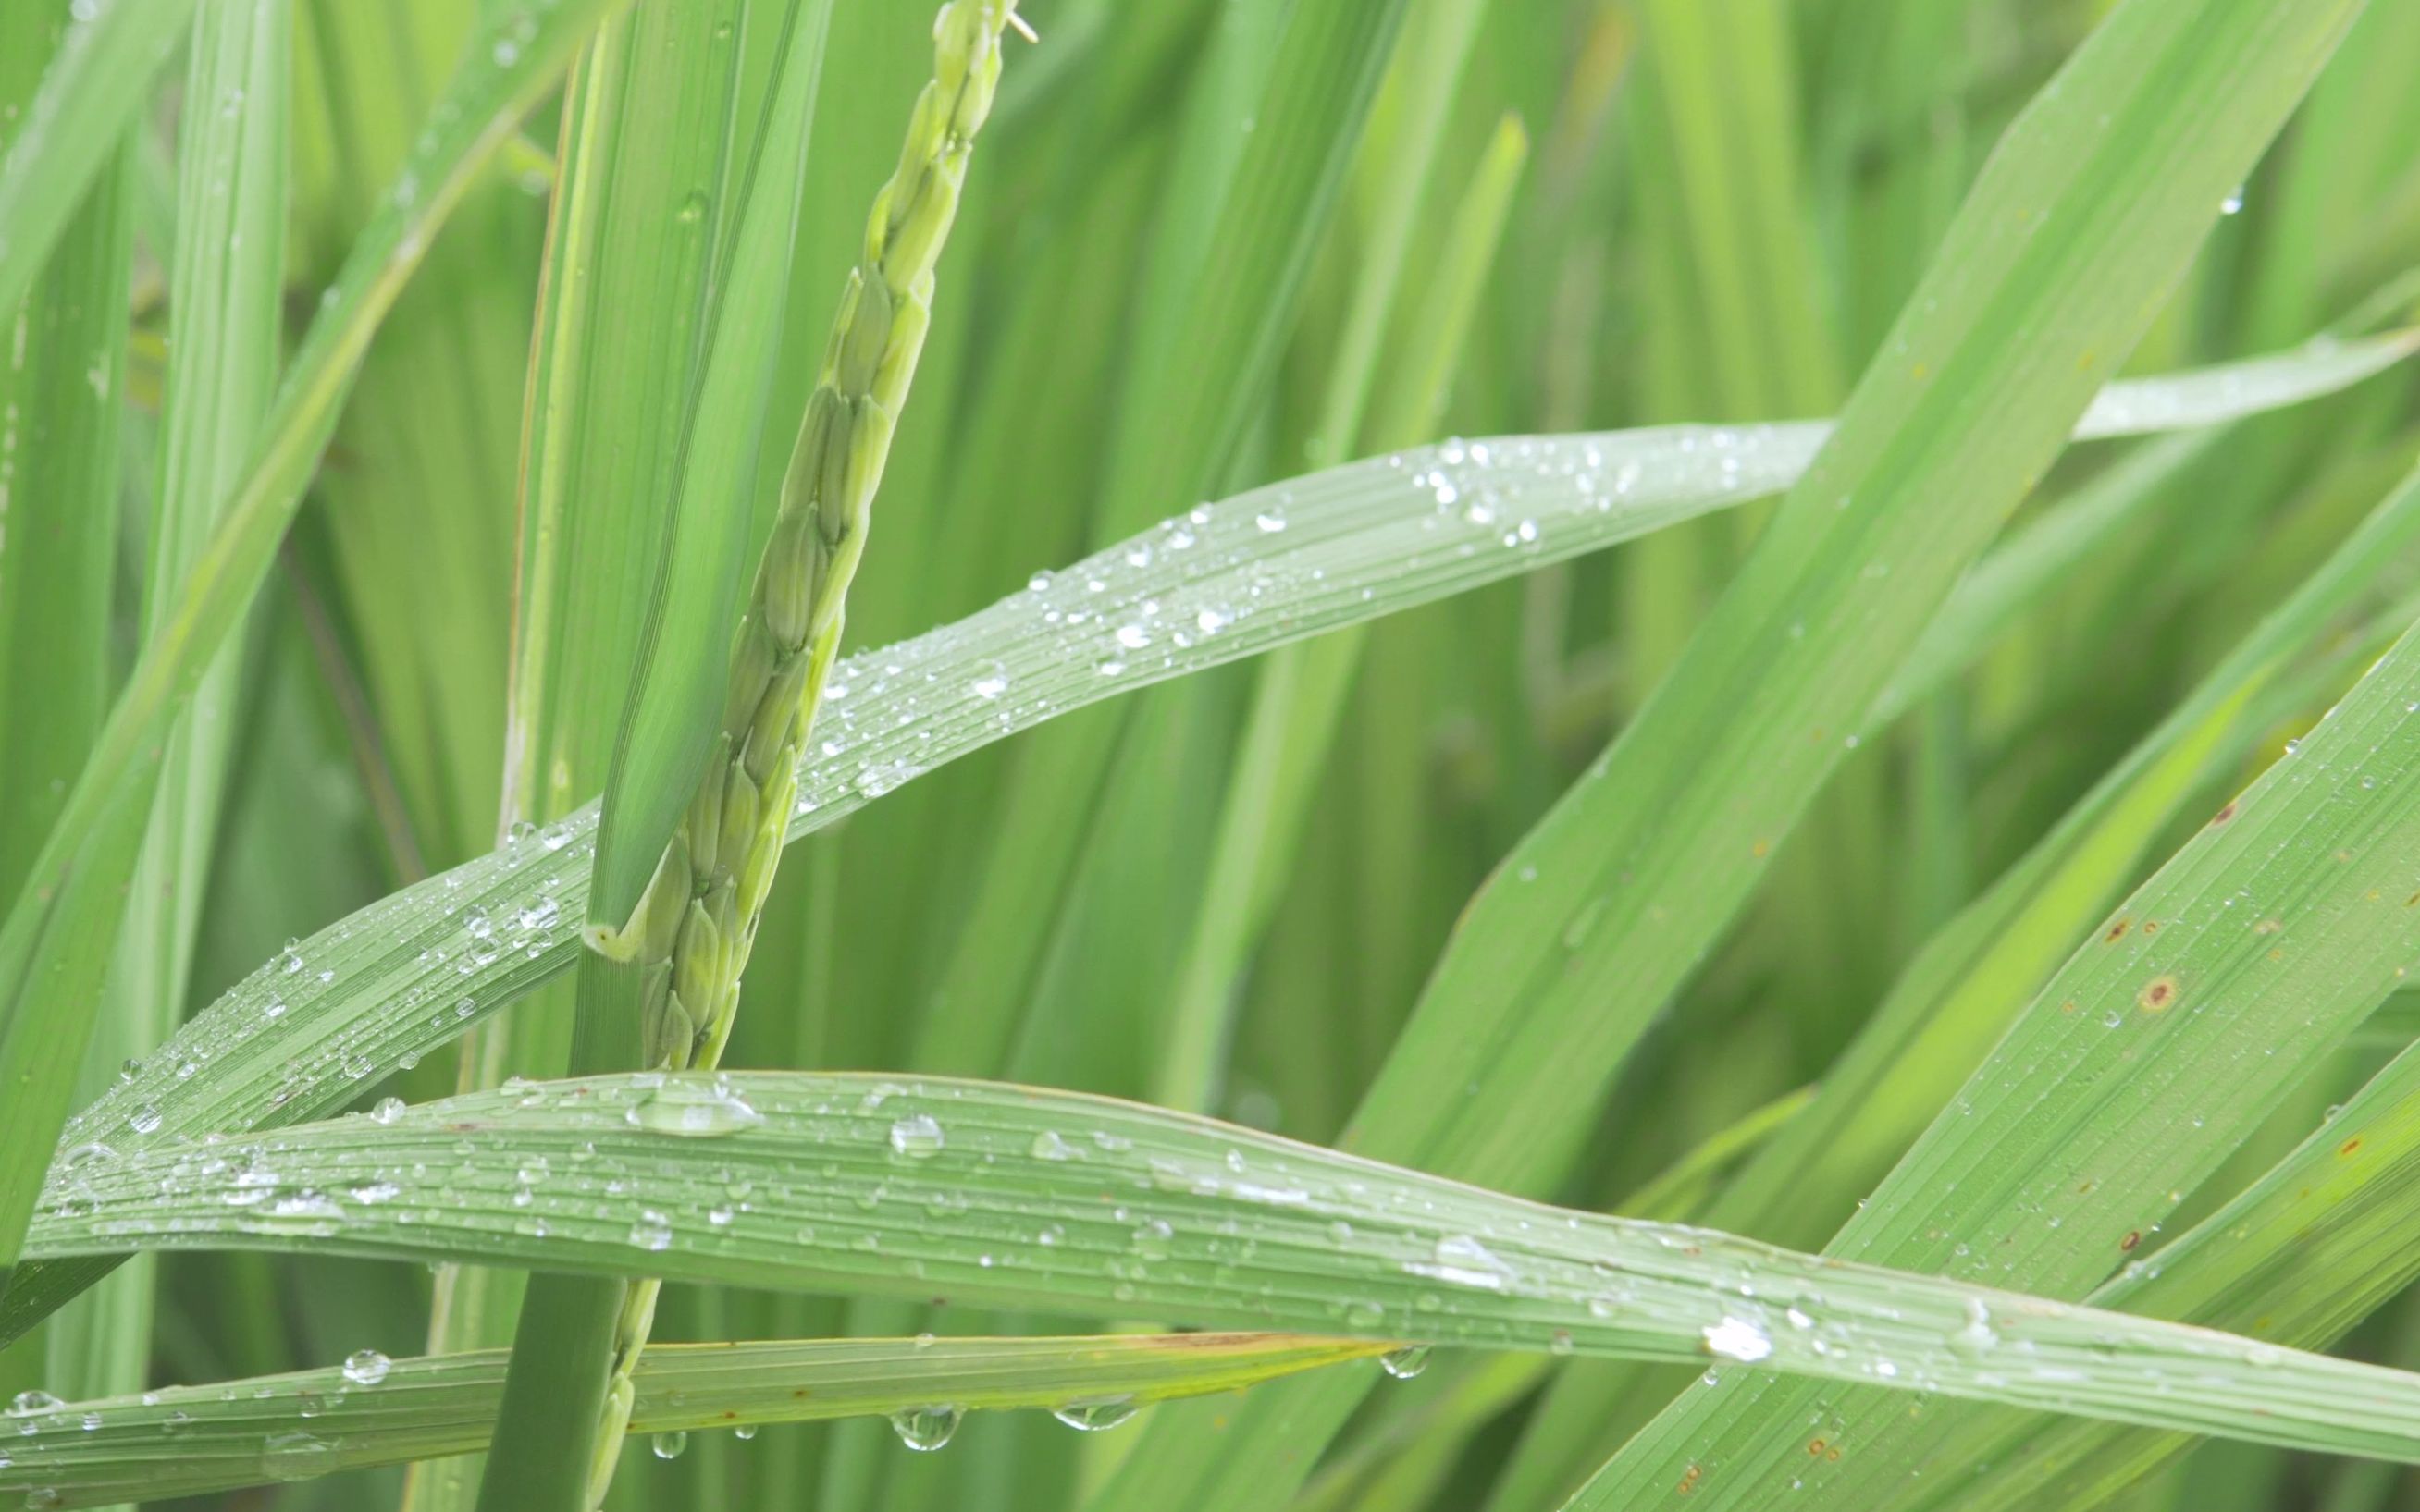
[4,0,2420,1509]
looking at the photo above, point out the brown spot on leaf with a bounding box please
[2119,1230,2142,1251]
[2138,976,2178,1012]
[2340,1137,2364,1157]
[2211,801,2238,825]
[2105,917,2131,942]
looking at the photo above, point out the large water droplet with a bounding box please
[625,1081,763,1137]
[651,1430,688,1460]
[128,1104,163,1136]
[1051,1395,1138,1432]
[1029,1128,1075,1161]
[888,1404,961,1451]
[888,1112,945,1159]
[342,1348,392,1385]
[1946,1298,1998,1359]
[1379,1346,1430,1380]
[1701,1316,1773,1363]
[261,1431,334,1480]
[8,1390,61,1416]
[368,1097,407,1125]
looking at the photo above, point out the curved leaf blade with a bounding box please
[30,1071,2420,1468]
[0,1333,1379,1508]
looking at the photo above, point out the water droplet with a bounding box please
[734,1423,759,1441]
[889,1112,945,1158]
[1947,1297,1998,1359]
[7,1391,60,1416]
[1253,506,1288,533]
[651,1430,688,1459]
[625,1082,763,1137]
[1051,1395,1138,1432]
[368,1097,407,1125]
[262,1431,333,1480]
[1130,1218,1173,1260]
[128,1104,164,1136]
[1702,1316,1772,1363]
[342,1348,391,1385]
[1030,1129,1075,1161]
[970,663,1009,699]
[1379,1346,1430,1380]
[1027,570,1055,593]
[888,1404,961,1451]
[628,1211,674,1250]
[2220,186,2245,215]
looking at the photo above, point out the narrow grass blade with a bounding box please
[291,0,546,867]
[918,0,1414,1093]
[0,0,624,1281]
[0,1334,1381,1509]
[41,0,288,1443]
[1152,102,1521,1115]
[33,1071,2420,1468]
[0,6,134,907]
[414,9,746,1509]
[0,0,194,318]
[577,0,832,930]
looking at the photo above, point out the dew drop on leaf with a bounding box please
[1702,1316,1773,1363]
[625,1082,763,1136]
[261,1431,334,1480]
[1051,1395,1138,1432]
[888,1112,945,1158]
[1379,1346,1430,1380]
[628,1211,673,1250]
[888,1404,961,1451]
